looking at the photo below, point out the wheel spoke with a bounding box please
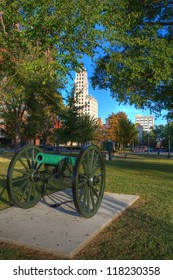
[92,187,99,198]
[26,182,32,204]
[89,150,94,173]
[66,162,73,173]
[25,150,32,169]
[91,153,99,173]
[78,178,87,188]
[36,163,43,171]
[31,148,36,169]
[82,160,88,176]
[13,168,28,175]
[86,153,92,174]
[31,182,36,200]
[7,145,44,208]
[34,161,38,169]
[19,158,29,171]
[86,152,90,173]
[82,185,88,208]
[12,176,29,184]
[90,188,95,209]
[79,184,87,200]
[87,188,90,213]
[79,173,88,179]
[19,182,31,202]
[92,165,101,175]
[14,180,29,196]
[72,145,105,217]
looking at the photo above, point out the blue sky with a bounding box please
[66,56,168,126]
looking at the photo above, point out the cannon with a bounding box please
[7,145,105,218]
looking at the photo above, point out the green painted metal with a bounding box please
[36,153,77,166]
[72,145,105,218]
[7,145,45,209]
[7,144,105,217]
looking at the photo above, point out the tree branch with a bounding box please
[0,12,7,35]
[145,21,173,26]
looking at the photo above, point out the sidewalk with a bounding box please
[0,189,139,258]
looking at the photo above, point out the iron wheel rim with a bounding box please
[72,145,105,218]
[7,145,45,208]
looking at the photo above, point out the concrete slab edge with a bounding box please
[0,195,140,259]
[68,195,140,258]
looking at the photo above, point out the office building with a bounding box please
[135,114,154,132]
[74,69,98,119]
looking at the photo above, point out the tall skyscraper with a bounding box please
[135,114,154,132]
[74,69,98,119]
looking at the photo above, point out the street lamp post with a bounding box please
[148,132,150,154]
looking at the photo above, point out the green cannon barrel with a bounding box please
[36,153,77,166]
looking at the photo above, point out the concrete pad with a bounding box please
[0,190,139,258]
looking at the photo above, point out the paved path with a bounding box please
[0,190,139,258]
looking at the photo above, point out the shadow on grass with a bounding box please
[112,206,173,259]
[75,204,173,260]
[0,174,68,210]
[106,157,173,174]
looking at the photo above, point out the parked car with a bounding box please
[132,146,148,153]
[39,145,69,152]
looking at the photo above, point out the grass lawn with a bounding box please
[0,152,173,259]
[0,152,12,210]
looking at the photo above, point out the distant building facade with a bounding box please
[135,114,154,132]
[74,69,98,118]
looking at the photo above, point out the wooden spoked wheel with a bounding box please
[7,145,45,208]
[72,145,105,218]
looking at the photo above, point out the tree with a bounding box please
[106,112,138,149]
[24,104,61,146]
[94,119,107,146]
[1,44,63,149]
[151,125,166,147]
[54,92,82,147]
[92,0,173,114]
[106,112,127,140]
[152,123,173,148]
[115,118,138,149]
[54,90,99,147]
[77,114,99,146]
[0,0,105,149]
[142,129,157,148]
[1,0,105,75]
[142,123,173,149]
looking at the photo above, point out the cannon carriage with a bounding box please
[7,145,105,218]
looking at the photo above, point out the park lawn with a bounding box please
[0,153,12,210]
[0,152,173,259]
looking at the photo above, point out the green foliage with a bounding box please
[106,112,138,148]
[2,1,172,148]
[77,114,99,145]
[54,90,99,146]
[1,0,104,75]
[0,0,106,148]
[92,0,173,113]
[115,117,138,148]
[146,122,173,148]
[0,43,63,149]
